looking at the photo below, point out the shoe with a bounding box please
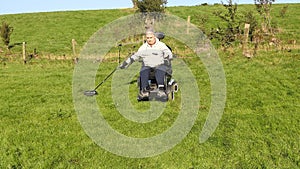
[139,90,149,98]
[157,85,166,97]
[157,90,166,97]
[156,89,167,102]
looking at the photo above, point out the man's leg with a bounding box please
[140,67,151,90]
[155,69,166,89]
[155,69,167,99]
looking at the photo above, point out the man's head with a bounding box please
[145,28,156,46]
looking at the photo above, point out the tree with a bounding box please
[132,0,138,8]
[136,0,167,13]
[0,21,14,50]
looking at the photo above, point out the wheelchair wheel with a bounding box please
[168,91,175,101]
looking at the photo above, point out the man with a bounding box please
[119,29,173,99]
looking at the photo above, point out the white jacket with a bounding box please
[125,38,172,68]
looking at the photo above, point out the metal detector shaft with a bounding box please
[93,68,117,90]
[84,44,132,96]
[93,44,122,91]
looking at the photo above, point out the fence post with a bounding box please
[243,23,253,58]
[187,16,191,34]
[243,24,250,51]
[72,39,77,56]
[22,42,26,64]
[72,39,78,63]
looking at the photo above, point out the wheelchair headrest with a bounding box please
[155,32,165,40]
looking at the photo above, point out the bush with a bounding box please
[242,10,258,42]
[209,0,242,49]
[280,5,289,17]
[254,0,275,33]
[0,21,14,49]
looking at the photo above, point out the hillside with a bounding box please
[0,4,299,58]
[0,4,299,168]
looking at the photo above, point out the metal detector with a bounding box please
[83,68,118,96]
[84,32,165,97]
[84,44,122,96]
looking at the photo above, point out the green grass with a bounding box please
[0,3,300,168]
[0,51,299,168]
[0,9,135,57]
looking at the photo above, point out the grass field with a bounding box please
[0,3,299,169]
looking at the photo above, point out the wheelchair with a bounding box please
[137,65,178,102]
[135,32,178,101]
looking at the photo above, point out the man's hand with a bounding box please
[119,62,128,69]
[164,59,170,66]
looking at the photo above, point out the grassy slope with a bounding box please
[1,4,299,57]
[0,9,134,57]
[0,4,299,168]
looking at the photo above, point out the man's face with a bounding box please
[146,33,156,46]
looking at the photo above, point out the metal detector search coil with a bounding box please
[84,90,98,96]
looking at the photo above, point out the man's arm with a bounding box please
[119,51,140,69]
[160,42,172,60]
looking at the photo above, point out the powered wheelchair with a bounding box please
[136,32,178,102]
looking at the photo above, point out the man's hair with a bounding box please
[145,28,155,35]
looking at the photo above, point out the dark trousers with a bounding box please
[140,67,165,90]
